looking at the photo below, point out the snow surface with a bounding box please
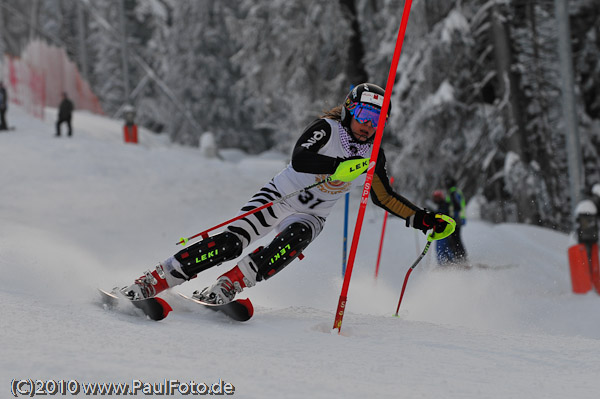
[2,105,600,398]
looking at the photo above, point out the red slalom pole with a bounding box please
[374,177,393,279]
[333,0,414,333]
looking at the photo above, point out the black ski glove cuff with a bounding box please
[407,210,449,234]
[407,209,436,232]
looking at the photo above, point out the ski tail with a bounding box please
[178,293,254,322]
[236,298,254,319]
[150,297,173,320]
[99,288,172,321]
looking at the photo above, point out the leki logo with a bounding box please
[269,244,291,265]
[349,159,369,173]
[196,249,219,263]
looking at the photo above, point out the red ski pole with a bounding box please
[394,214,455,317]
[333,0,414,333]
[374,177,393,279]
[176,177,331,245]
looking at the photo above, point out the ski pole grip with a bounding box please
[427,214,456,242]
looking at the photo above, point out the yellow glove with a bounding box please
[330,158,370,182]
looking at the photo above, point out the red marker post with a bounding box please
[333,1,414,333]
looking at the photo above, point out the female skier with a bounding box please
[122,83,447,304]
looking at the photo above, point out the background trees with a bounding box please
[1,0,599,231]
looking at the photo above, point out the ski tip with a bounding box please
[98,288,120,308]
[237,298,254,319]
[98,288,118,298]
[154,297,173,320]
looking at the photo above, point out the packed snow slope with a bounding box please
[1,105,600,399]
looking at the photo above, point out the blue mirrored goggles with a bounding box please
[348,103,387,128]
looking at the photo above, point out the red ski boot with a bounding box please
[193,265,253,305]
[122,262,187,300]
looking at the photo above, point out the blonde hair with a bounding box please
[319,105,342,121]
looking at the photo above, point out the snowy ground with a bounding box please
[1,105,600,398]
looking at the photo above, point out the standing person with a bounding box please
[432,190,454,264]
[121,83,449,304]
[56,92,74,137]
[0,81,8,130]
[445,176,468,263]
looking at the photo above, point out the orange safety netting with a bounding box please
[1,39,103,119]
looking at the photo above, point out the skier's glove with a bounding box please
[407,210,448,234]
[329,157,370,182]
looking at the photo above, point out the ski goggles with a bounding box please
[348,103,388,129]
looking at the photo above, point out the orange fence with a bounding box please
[2,55,45,119]
[1,39,103,119]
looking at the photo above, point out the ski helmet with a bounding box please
[341,83,391,130]
[433,190,445,203]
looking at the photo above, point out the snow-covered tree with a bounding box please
[3,0,600,231]
[226,0,352,153]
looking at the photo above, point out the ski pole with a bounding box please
[176,177,332,245]
[394,214,455,317]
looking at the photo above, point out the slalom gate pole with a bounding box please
[176,177,331,245]
[342,192,350,277]
[333,0,414,333]
[394,214,456,317]
[374,177,393,279]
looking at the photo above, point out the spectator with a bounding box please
[432,190,454,265]
[0,81,8,130]
[445,176,468,263]
[56,92,74,137]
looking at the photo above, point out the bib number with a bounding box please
[298,191,325,209]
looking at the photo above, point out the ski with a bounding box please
[178,293,254,322]
[98,288,172,321]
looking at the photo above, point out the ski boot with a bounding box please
[121,259,187,300]
[193,265,254,305]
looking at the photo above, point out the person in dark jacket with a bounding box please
[0,81,8,130]
[56,92,74,137]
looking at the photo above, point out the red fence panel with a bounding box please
[1,39,103,119]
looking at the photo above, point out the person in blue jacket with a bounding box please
[432,190,454,264]
[444,176,468,263]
